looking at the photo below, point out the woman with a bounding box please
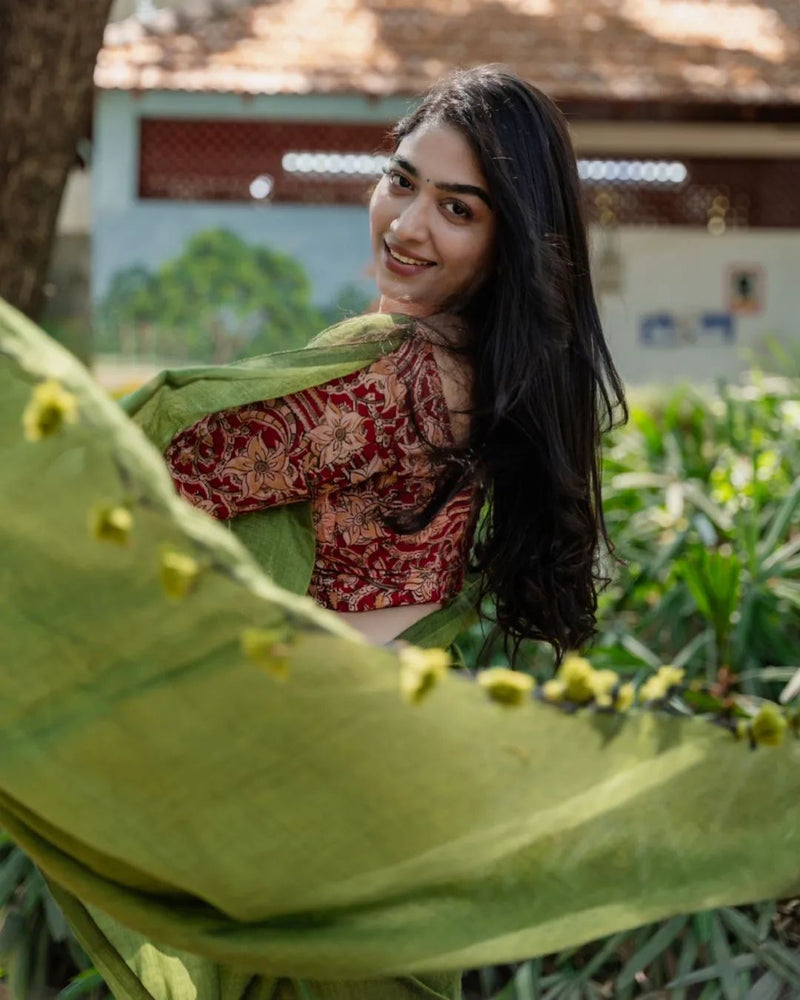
[6,66,793,1000]
[163,65,626,655]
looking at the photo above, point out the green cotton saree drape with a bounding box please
[1,298,800,1000]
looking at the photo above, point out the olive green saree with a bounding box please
[1,299,798,1000]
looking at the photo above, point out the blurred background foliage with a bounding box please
[0,832,104,1000]
[2,360,799,998]
[598,370,800,693]
[93,229,373,364]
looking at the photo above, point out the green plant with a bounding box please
[599,373,800,690]
[464,905,800,999]
[0,834,106,999]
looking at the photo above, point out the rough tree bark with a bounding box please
[0,0,113,321]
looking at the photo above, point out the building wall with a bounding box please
[91,90,410,313]
[89,88,800,382]
[597,227,800,385]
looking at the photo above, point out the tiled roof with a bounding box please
[96,0,800,104]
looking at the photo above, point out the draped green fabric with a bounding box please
[1,298,799,1000]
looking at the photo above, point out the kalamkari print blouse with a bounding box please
[165,333,479,611]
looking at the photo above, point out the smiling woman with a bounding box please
[157,65,626,654]
[369,122,497,317]
[0,66,635,1000]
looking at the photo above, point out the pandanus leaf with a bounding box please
[672,547,743,665]
[1,300,799,1000]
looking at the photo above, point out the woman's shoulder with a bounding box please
[306,312,473,447]
[415,318,473,449]
[307,312,415,350]
[305,310,469,359]
[371,315,473,449]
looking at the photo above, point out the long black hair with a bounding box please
[392,66,627,664]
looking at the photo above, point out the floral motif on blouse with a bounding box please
[305,401,369,467]
[165,333,479,612]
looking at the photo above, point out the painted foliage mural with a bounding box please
[95,229,372,363]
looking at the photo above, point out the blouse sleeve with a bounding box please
[164,351,412,520]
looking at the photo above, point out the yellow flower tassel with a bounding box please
[477,667,534,707]
[398,647,450,704]
[90,504,133,546]
[241,627,292,681]
[23,379,78,441]
[159,547,202,600]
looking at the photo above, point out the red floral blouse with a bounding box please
[165,333,479,611]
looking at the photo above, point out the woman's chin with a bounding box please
[377,294,441,319]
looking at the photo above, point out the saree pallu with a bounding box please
[1,299,799,1000]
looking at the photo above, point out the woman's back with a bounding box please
[165,320,479,643]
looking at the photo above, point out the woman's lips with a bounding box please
[382,241,437,277]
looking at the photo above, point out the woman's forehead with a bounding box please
[394,122,488,188]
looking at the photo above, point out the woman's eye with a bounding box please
[384,169,412,190]
[444,200,473,221]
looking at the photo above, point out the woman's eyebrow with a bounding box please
[389,156,493,209]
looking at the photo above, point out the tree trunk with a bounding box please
[0,0,113,320]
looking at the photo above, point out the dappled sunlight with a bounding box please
[96,0,800,100]
[622,0,788,62]
[244,0,393,78]
[509,0,556,14]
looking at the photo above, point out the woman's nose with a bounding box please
[390,196,429,243]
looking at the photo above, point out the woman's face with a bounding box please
[369,121,497,318]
